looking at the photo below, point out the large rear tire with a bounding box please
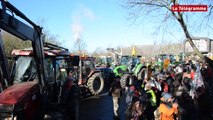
[87,73,104,95]
[120,73,131,89]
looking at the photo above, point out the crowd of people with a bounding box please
[109,58,213,120]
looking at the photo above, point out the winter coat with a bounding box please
[166,76,174,93]
[109,80,122,97]
[159,103,178,120]
[146,89,157,107]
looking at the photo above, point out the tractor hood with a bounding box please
[0,81,39,105]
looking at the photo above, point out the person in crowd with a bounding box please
[195,87,213,120]
[125,96,147,120]
[178,92,199,120]
[63,67,80,120]
[182,68,191,85]
[172,73,182,97]
[165,71,174,93]
[157,74,169,93]
[62,67,76,104]
[190,64,196,81]
[125,80,136,106]
[182,77,191,93]
[108,77,122,120]
[200,62,213,88]
[144,82,157,120]
[159,92,178,120]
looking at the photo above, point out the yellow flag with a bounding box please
[132,46,136,56]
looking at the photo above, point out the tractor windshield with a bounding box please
[13,56,36,83]
[132,57,140,65]
[120,57,130,66]
[13,55,68,84]
[82,60,95,77]
[120,56,139,66]
[84,60,95,70]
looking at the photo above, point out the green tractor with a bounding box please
[113,55,147,88]
[154,54,176,68]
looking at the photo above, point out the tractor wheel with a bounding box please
[120,73,131,89]
[137,68,146,81]
[87,73,104,95]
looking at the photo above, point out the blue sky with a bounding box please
[8,0,213,53]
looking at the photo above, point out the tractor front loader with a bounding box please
[0,1,72,120]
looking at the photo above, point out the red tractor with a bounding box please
[78,56,114,96]
[0,1,79,119]
[10,42,80,119]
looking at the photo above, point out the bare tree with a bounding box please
[37,18,62,45]
[92,47,107,57]
[125,0,213,60]
[74,37,87,55]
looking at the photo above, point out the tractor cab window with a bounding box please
[14,56,37,83]
[45,58,68,82]
[83,60,95,77]
[131,57,139,66]
[45,58,55,83]
[120,57,130,66]
[56,59,68,81]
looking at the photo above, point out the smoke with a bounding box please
[72,19,83,40]
[71,4,96,40]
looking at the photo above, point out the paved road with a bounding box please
[79,91,127,120]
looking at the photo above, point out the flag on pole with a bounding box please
[132,46,136,56]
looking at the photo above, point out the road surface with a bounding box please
[79,91,127,120]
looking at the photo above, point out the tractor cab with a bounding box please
[0,1,79,119]
[11,42,80,110]
[0,1,46,119]
[120,55,141,72]
[96,56,112,67]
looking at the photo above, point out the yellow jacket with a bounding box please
[146,89,157,107]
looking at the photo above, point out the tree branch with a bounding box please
[125,0,210,60]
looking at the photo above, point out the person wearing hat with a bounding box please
[159,92,178,120]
